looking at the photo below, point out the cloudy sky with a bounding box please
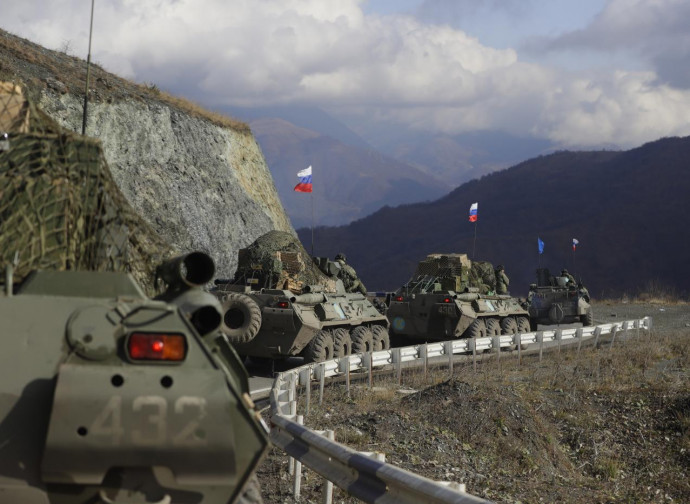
[4,0,690,148]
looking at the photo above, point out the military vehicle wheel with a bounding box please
[485,318,501,337]
[351,326,374,354]
[548,304,565,324]
[581,308,594,326]
[221,293,262,343]
[500,317,518,335]
[372,325,390,351]
[516,316,531,333]
[305,330,335,362]
[333,328,352,357]
[466,319,486,339]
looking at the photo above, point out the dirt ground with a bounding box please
[256,301,690,503]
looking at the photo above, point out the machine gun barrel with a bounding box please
[290,293,327,304]
[158,251,215,288]
[456,292,480,301]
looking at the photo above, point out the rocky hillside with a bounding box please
[0,28,293,277]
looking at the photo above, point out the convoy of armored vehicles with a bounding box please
[212,232,389,363]
[1,79,600,504]
[385,253,531,343]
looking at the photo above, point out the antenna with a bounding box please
[81,0,95,135]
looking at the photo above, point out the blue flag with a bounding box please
[538,237,545,254]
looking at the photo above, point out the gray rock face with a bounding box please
[39,92,294,278]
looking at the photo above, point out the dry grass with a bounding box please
[260,328,690,503]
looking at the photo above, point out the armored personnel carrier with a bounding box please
[526,267,593,329]
[1,87,267,503]
[213,232,389,362]
[386,253,530,342]
[0,252,269,503]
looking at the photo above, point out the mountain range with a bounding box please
[297,137,690,298]
[226,105,560,227]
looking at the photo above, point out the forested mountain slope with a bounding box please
[300,137,690,298]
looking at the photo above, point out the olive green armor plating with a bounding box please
[386,254,530,341]
[0,253,269,503]
[526,267,593,328]
[212,232,388,362]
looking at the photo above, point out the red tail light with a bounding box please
[443,297,452,303]
[127,333,187,361]
[276,301,289,308]
[395,296,404,302]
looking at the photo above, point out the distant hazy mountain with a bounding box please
[348,121,560,187]
[248,117,450,228]
[222,105,372,150]
[298,137,690,298]
[221,106,553,227]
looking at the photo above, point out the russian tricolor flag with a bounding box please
[294,166,312,193]
[468,202,478,222]
[572,238,579,251]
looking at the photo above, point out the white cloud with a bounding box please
[532,0,690,88]
[3,0,690,148]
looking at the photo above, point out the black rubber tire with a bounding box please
[351,326,374,354]
[581,308,594,326]
[221,293,262,343]
[549,304,565,324]
[371,325,390,351]
[500,316,518,335]
[516,316,531,333]
[333,328,352,358]
[485,318,501,337]
[466,318,486,339]
[237,473,264,504]
[305,330,334,363]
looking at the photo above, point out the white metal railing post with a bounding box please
[293,414,304,499]
[609,325,618,349]
[422,344,428,381]
[445,340,454,379]
[300,367,312,417]
[593,326,602,347]
[393,347,402,385]
[321,429,335,504]
[492,335,501,363]
[338,356,351,397]
[576,327,583,354]
[470,338,477,372]
[319,362,326,405]
[537,331,544,362]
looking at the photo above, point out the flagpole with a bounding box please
[472,221,477,259]
[310,189,314,257]
[572,246,576,273]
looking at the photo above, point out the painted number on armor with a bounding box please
[90,396,207,447]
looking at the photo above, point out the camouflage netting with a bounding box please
[413,253,497,292]
[0,82,173,294]
[233,231,336,293]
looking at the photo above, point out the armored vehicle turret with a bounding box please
[0,252,269,503]
[213,232,389,362]
[526,267,593,329]
[386,253,530,342]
